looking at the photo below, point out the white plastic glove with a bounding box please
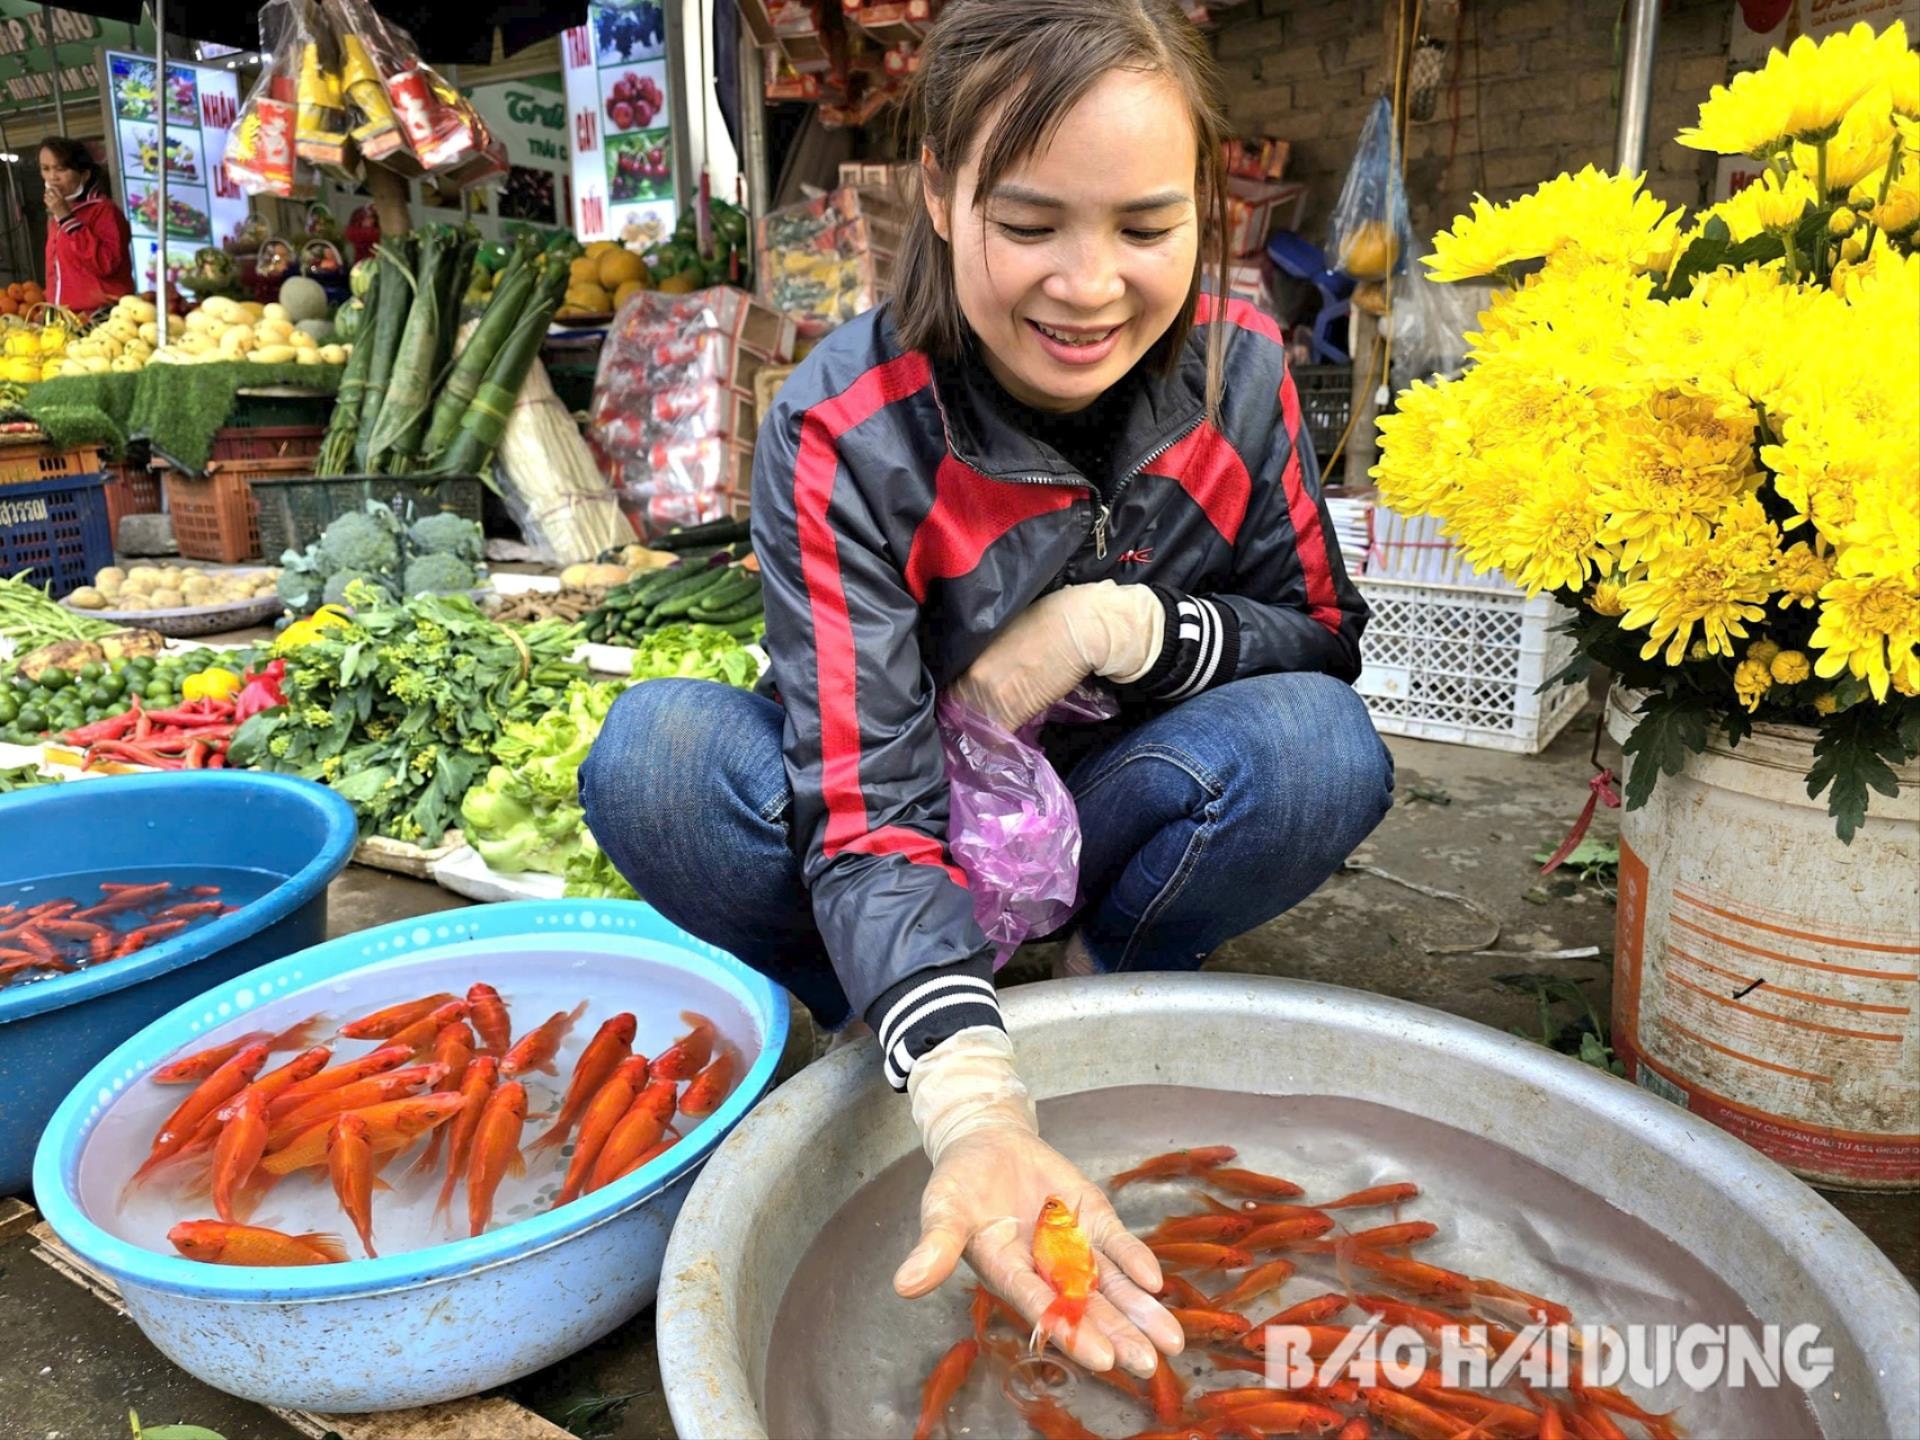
[893,1027,1183,1377]
[950,582,1164,731]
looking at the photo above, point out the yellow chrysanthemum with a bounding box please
[1832,469,1920,582]
[1796,95,1896,194]
[1708,168,1819,243]
[1591,390,1762,565]
[1748,638,1783,666]
[1369,375,1477,517]
[1810,573,1920,700]
[1813,691,1841,715]
[1591,581,1626,617]
[1771,649,1813,684]
[1425,167,1681,282]
[1776,544,1834,608]
[1680,68,1798,157]
[1767,24,1887,142]
[1871,20,1918,119]
[1502,464,1611,595]
[1734,658,1773,711]
[1618,495,1781,664]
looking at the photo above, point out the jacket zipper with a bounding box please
[1091,416,1202,560]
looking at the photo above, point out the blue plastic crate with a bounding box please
[0,472,112,599]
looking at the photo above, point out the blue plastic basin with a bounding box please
[0,772,356,1193]
[33,899,789,1412]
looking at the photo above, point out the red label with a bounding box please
[565,26,591,69]
[201,91,236,130]
[1614,838,1649,1059]
[575,108,598,154]
[581,193,605,237]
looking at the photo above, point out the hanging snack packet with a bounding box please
[295,21,352,174]
[323,0,410,164]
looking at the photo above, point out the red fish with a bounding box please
[269,1043,411,1115]
[1335,1421,1371,1440]
[1320,1182,1419,1210]
[214,1046,332,1121]
[1363,1389,1491,1440]
[969,1285,995,1344]
[1538,1403,1566,1440]
[210,1089,270,1223]
[1157,1274,1215,1310]
[586,1078,677,1193]
[500,1000,589,1079]
[1344,1248,1475,1306]
[1168,1307,1251,1342]
[337,991,458,1039]
[557,1055,650,1206]
[262,1092,468,1175]
[1146,1241,1252,1271]
[1210,1400,1347,1436]
[1473,1275,1574,1329]
[532,1012,636,1151]
[389,999,471,1058]
[1242,1214,1336,1250]
[1145,1354,1185,1423]
[1148,1212,1256,1244]
[1031,1195,1096,1355]
[611,1132,678,1182]
[149,1013,327,1083]
[1018,1397,1101,1440]
[409,1023,477,1176]
[1109,1145,1237,1189]
[1404,1376,1540,1439]
[466,1080,528,1236]
[435,1056,500,1221]
[678,1049,737,1118]
[1299,1220,1436,1254]
[129,1042,270,1188]
[328,1112,380,1259]
[1571,1401,1631,1440]
[1207,1257,1295,1312]
[913,1336,979,1440]
[1242,1293,1350,1349]
[467,982,512,1055]
[649,1011,716,1082]
[168,1220,346,1266]
[267,1062,449,1144]
[1202,1167,1306,1200]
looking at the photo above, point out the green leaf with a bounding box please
[1897,703,1920,758]
[1620,690,1713,810]
[1657,221,1785,299]
[1807,705,1906,844]
[137,1427,228,1440]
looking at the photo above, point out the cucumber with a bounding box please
[650,568,734,619]
[628,566,690,602]
[693,596,766,625]
[695,570,759,611]
[653,518,752,551]
[722,617,767,641]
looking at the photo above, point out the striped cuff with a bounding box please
[1122,587,1242,701]
[59,216,82,234]
[865,955,1005,1092]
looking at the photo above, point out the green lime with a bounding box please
[99,673,124,699]
[0,696,16,724]
[126,681,147,698]
[16,707,44,732]
[146,689,174,707]
[78,662,103,682]
[38,668,71,691]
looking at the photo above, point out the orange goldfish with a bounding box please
[466,1079,528,1236]
[610,1131,678,1183]
[1403,1377,1539,1439]
[267,1062,449,1144]
[1335,1421,1371,1440]
[435,1055,500,1220]
[1146,1354,1186,1423]
[129,1042,270,1188]
[1344,1248,1475,1306]
[1363,1389,1491,1440]
[210,1089,270,1223]
[557,1055,651,1205]
[150,1013,327,1083]
[500,1000,589,1079]
[261,1092,468,1175]
[389,999,471,1058]
[1300,1220,1435,1255]
[1168,1307,1252,1343]
[1208,1400,1346,1436]
[1109,1145,1236,1189]
[1242,1214,1336,1250]
[1030,1195,1095,1354]
[650,1012,716,1082]
[467,982,512,1055]
[1018,1397,1100,1440]
[1538,1403,1566,1440]
[912,1336,979,1440]
[1320,1182,1419,1210]
[328,1112,380,1259]
[214,1046,332,1121]
[1570,1397,1641,1440]
[167,1220,346,1266]
[269,1042,412,1115]
[969,1284,994,1343]
[1569,1384,1675,1435]
[1157,1274,1214,1310]
[1202,1167,1305,1200]
[532,1012,636,1151]
[337,991,458,1039]
[678,1049,737,1118]
[409,1023,477,1176]
[586,1078,677,1193]
[1207,1257,1294,1312]
[1472,1275,1573,1329]
[1148,1212,1255,1244]
[1144,1241,1252,1271]
[1241,1293,1349,1349]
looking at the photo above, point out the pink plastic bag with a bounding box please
[938,685,1119,969]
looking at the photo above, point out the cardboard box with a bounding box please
[842,0,937,45]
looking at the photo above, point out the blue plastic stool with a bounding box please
[1266,230,1353,364]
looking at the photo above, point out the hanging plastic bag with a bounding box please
[227,4,311,198]
[1328,96,1414,281]
[938,685,1119,969]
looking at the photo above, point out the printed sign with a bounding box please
[561,4,677,245]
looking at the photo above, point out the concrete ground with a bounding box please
[3,697,1914,1439]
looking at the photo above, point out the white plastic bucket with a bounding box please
[1606,689,1920,1189]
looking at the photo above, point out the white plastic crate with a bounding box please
[1353,575,1585,754]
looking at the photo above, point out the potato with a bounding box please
[116,594,150,610]
[95,565,127,588]
[181,574,213,593]
[66,586,107,609]
[149,587,184,608]
[96,575,123,599]
[126,565,163,586]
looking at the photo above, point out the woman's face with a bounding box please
[927,68,1200,414]
[39,150,83,195]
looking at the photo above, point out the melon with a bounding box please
[296,318,335,345]
[278,275,330,323]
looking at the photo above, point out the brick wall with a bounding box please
[1212,0,1733,245]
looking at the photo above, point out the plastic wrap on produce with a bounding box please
[757,187,898,337]
[589,288,793,538]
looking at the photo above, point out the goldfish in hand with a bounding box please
[168,1220,346,1266]
[1030,1195,1095,1355]
[328,1112,381,1259]
[466,1080,528,1237]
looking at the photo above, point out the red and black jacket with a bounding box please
[751,296,1368,1089]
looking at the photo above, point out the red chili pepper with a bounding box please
[133,707,152,742]
[143,706,237,727]
[183,740,209,770]
[152,900,226,922]
[119,919,190,951]
[63,708,140,745]
[208,750,227,769]
[83,739,179,770]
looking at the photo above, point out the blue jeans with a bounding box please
[579,673,1394,1027]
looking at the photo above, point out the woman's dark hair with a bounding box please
[39,136,107,198]
[891,0,1231,407]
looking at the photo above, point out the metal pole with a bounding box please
[738,20,769,220]
[41,5,67,135]
[154,0,168,341]
[1613,0,1659,174]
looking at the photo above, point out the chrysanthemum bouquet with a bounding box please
[1373,21,1919,841]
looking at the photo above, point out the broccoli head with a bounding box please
[277,567,321,613]
[319,508,401,576]
[321,569,394,606]
[402,552,478,596]
[408,511,484,562]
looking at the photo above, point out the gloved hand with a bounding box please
[951,582,1164,731]
[893,1028,1183,1377]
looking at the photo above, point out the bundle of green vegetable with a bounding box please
[583,558,764,649]
[276,504,485,614]
[229,587,584,843]
[458,678,626,875]
[1,573,120,660]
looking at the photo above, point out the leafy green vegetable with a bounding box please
[459,679,625,874]
[628,623,757,689]
[0,763,55,794]
[563,832,638,901]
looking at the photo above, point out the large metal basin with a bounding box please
[658,973,1919,1439]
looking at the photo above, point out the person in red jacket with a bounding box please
[40,136,134,314]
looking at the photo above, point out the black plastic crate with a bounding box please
[1292,363,1354,471]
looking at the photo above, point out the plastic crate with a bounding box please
[1291,363,1352,470]
[1353,575,1585,754]
[159,466,262,564]
[227,391,335,428]
[248,472,487,560]
[0,473,112,598]
[0,442,104,487]
[209,425,326,464]
[102,456,163,540]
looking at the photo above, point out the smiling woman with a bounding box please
[581,0,1388,1386]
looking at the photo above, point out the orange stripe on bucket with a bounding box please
[1666,946,1913,1017]
[1661,1017,1833,1084]
[1669,915,1920,983]
[1673,886,1920,955]
[1666,971,1906,1043]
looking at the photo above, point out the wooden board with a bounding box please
[0,1196,39,1240]
[28,1222,571,1440]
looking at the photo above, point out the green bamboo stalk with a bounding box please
[420,252,537,464]
[365,226,453,474]
[432,254,571,479]
[353,234,417,475]
[315,270,380,477]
